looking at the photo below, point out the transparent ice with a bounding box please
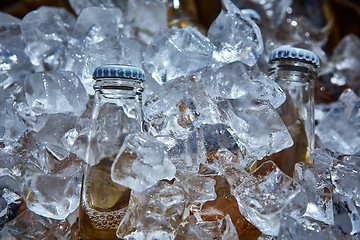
[182,214,239,240]
[116,181,186,239]
[143,26,216,85]
[234,161,307,236]
[331,34,360,91]
[68,0,115,15]
[111,132,176,192]
[24,71,88,117]
[24,155,83,220]
[209,0,263,66]
[71,7,123,46]
[0,208,71,239]
[277,216,345,240]
[66,35,143,95]
[215,98,293,164]
[294,161,334,225]
[21,6,76,71]
[315,89,360,155]
[199,62,286,108]
[29,113,90,160]
[0,87,27,148]
[0,13,31,89]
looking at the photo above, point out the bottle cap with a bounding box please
[268,47,320,68]
[93,64,145,81]
[240,9,261,22]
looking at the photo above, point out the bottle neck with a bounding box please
[94,78,144,101]
[268,59,318,83]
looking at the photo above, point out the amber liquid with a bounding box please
[200,176,262,239]
[78,156,131,240]
[253,91,310,177]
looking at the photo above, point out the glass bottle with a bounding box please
[78,64,145,240]
[258,47,319,177]
[164,0,206,34]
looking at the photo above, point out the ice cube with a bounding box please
[143,78,207,140]
[68,0,115,15]
[0,13,31,89]
[315,89,360,155]
[294,162,334,225]
[24,71,88,117]
[0,94,27,148]
[30,113,90,160]
[210,148,250,191]
[116,181,186,239]
[200,62,286,108]
[143,26,216,85]
[174,171,216,205]
[277,216,345,240]
[215,98,293,165]
[21,6,76,71]
[123,0,167,45]
[332,34,360,92]
[208,0,263,66]
[333,194,360,236]
[331,158,360,208]
[0,208,70,239]
[182,214,239,240]
[111,132,176,192]
[72,7,123,46]
[66,35,143,95]
[234,161,307,236]
[23,154,84,220]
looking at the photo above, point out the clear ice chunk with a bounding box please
[0,92,27,147]
[116,181,186,239]
[215,98,293,165]
[30,113,90,160]
[182,214,239,240]
[0,208,71,239]
[210,148,250,192]
[68,0,115,15]
[294,161,334,225]
[23,154,84,220]
[234,161,307,236]
[332,34,360,91]
[315,89,360,155]
[174,171,216,205]
[200,62,286,108]
[21,6,76,71]
[111,132,176,192]
[333,194,360,236]
[24,71,88,117]
[71,7,123,45]
[331,157,360,208]
[277,216,345,240]
[66,35,143,95]
[0,13,31,89]
[208,0,263,66]
[122,0,167,45]
[143,26,216,85]
[143,78,207,140]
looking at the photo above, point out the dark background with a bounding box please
[1,0,360,55]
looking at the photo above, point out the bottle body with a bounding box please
[79,66,144,240]
[260,58,317,176]
[165,0,206,34]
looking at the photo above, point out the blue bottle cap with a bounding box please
[240,9,261,22]
[268,47,320,68]
[93,64,145,81]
